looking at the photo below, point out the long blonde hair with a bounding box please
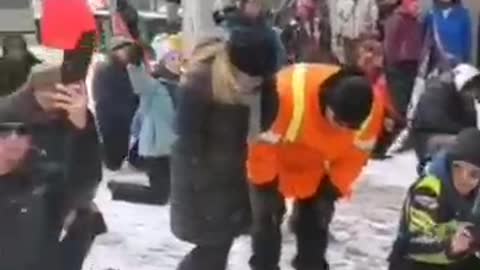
[185,39,244,104]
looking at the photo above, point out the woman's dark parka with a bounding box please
[169,44,253,246]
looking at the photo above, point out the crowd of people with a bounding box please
[1,0,480,269]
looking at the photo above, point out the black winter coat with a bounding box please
[0,171,50,270]
[170,61,252,246]
[412,75,477,135]
[0,87,102,269]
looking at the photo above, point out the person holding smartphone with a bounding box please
[0,78,104,270]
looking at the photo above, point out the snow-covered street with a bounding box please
[83,152,417,270]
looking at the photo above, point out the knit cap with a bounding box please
[450,128,480,167]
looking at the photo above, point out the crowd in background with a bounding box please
[1,0,480,270]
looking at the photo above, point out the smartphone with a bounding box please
[61,32,96,84]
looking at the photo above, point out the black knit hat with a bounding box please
[227,25,277,77]
[2,35,42,65]
[323,74,373,129]
[450,128,480,167]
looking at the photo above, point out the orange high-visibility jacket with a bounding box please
[247,63,386,199]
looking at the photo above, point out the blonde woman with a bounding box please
[170,27,277,270]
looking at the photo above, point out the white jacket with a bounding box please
[334,0,378,39]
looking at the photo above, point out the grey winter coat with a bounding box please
[170,56,252,246]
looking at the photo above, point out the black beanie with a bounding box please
[227,25,277,77]
[450,128,480,167]
[323,75,373,129]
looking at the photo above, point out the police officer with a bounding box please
[389,128,480,270]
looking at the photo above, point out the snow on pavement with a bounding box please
[83,152,418,270]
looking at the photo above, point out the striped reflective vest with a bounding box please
[247,63,385,199]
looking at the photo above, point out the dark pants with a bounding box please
[0,185,47,270]
[58,208,107,270]
[177,241,233,270]
[43,194,107,270]
[109,156,171,205]
[386,61,418,117]
[249,180,338,270]
[100,128,130,171]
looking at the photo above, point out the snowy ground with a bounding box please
[82,152,417,270]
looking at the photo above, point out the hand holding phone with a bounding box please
[33,83,88,129]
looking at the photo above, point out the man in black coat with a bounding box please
[412,64,479,162]
[0,79,105,270]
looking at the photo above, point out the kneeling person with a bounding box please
[389,128,480,270]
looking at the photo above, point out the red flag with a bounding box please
[41,0,97,50]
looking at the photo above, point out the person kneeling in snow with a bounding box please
[389,128,480,270]
[411,64,480,169]
[107,35,181,205]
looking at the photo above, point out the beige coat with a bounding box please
[334,0,378,39]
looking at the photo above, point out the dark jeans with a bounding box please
[100,128,130,171]
[386,61,418,117]
[177,241,234,270]
[0,184,47,270]
[249,180,338,270]
[109,156,171,205]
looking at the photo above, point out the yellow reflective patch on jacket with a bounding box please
[415,176,442,197]
[353,99,376,152]
[409,208,436,233]
[409,252,453,265]
[407,222,458,265]
[285,64,307,142]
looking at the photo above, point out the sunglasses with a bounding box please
[0,123,29,138]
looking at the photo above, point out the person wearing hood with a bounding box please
[170,25,277,270]
[411,63,479,163]
[389,128,480,270]
[0,35,42,96]
[384,0,423,117]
